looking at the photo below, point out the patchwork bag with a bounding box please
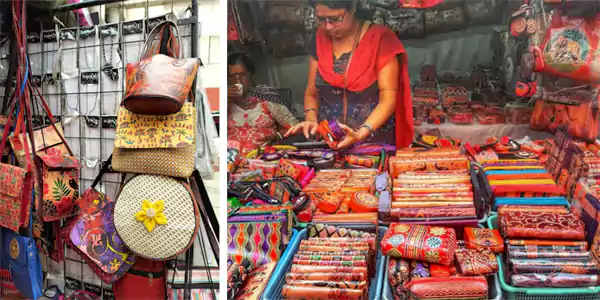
[121,20,200,115]
[113,175,199,260]
[112,102,197,178]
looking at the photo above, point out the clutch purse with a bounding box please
[464,227,504,253]
[381,224,457,266]
[454,248,498,276]
[227,221,283,267]
[405,276,488,299]
[501,211,585,240]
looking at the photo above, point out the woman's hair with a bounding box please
[227,53,255,75]
[312,0,357,12]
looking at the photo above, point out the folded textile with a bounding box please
[233,262,276,299]
[500,212,585,240]
[511,273,599,287]
[281,285,364,299]
[508,244,588,253]
[508,239,588,247]
[494,197,569,210]
[381,224,457,265]
[389,207,476,218]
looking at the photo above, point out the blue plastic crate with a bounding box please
[263,227,388,300]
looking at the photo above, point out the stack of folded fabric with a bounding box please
[303,169,379,215]
[480,159,569,210]
[281,225,377,299]
[384,148,477,224]
[383,224,494,299]
[498,209,598,288]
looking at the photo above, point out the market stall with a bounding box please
[227,0,600,299]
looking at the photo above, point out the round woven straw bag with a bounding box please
[113,175,199,260]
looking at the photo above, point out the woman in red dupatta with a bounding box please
[284,0,413,150]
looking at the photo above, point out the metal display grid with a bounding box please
[0,1,219,299]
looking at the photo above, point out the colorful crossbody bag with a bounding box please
[112,101,197,178]
[121,20,200,115]
[65,155,136,284]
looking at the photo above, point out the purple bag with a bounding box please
[65,156,136,284]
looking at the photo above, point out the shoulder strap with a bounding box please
[91,155,112,189]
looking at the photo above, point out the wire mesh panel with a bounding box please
[15,1,219,299]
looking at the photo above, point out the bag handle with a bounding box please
[91,155,112,189]
[139,20,183,60]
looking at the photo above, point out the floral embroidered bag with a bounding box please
[37,154,80,221]
[64,155,136,284]
[0,96,34,232]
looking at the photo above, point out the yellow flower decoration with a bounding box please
[429,227,446,236]
[134,199,167,233]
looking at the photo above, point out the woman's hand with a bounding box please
[335,123,370,150]
[284,121,318,139]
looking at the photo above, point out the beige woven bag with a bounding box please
[112,102,196,178]
[113,175,199,260]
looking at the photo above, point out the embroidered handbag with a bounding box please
[381,224,457,266]
[65,156,136,284]
[37,154,80,221]
[112,102,197,178]
[533,11,600,84]
[114,175,199,260]
[0,102,34,233]
[454,248,498,276]
[121,20,200,115]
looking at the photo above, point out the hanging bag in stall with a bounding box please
[112,258,166,300]
[121,20,200,115]
[530,85,599,141]
[112,100,197,178]
[9,122,69,167]
[64,155,136,284]
[1,87,43,300]
[533,11,600,83]
[113,174,199,260]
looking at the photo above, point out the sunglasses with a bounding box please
[316,13,346,25]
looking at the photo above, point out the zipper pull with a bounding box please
[148,273,153,286]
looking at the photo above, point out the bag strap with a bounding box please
[91,155,112,189]
[140,20,182,61]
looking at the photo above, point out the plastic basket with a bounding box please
[262,227,388,300]
[487,214,600,300]
[380,255,502,300]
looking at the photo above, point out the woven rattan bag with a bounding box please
[113,175,199,260]
[112,102,196,178]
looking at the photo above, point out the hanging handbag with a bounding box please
[112,258,166,300]
[9,122,70,168]
[64,155,136,285]
[533,11,600,83]
[121,20,200,116]
[1,193,44,300]
[112,101,197,178]
[37,153,80,221]
[113,174,199,260]
[0,92,34,232]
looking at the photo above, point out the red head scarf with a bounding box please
[316,24,414,149]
